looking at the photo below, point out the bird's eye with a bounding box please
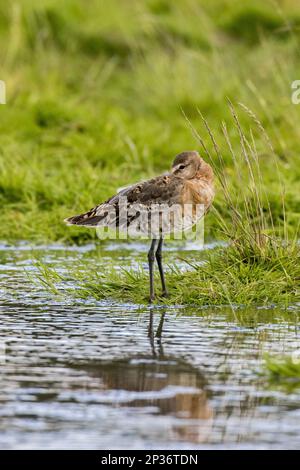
[178,164,186,170]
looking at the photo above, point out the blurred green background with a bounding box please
[0,0,299,242]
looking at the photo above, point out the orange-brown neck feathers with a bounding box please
[196,161,214,182]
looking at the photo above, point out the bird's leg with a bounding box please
[148,308,156,356]
[155,310,165,339]
[148,239,157,303]
[155,310,166,357]
[155,236,168,297]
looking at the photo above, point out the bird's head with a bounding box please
[171,151,213,181]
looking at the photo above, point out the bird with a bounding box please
[65,151,214,302]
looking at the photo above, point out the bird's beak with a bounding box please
[171,164,180,174]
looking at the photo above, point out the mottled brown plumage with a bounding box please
[65,151,214,302]
[65,151,214,228]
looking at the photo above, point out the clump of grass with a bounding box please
[71,243,299,306]
[188,101,299,257]
[33,260,63,295]
[264,354,300,382]
[34,239,299,306]
[220,5,300,45]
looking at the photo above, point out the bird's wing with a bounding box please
[123,173,184,206]
[65,174,184,227]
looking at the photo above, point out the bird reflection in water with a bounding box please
[79,309,213,444]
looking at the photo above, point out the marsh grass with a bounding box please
[264,354,300,384]
[0,0,299,242]
[187,102,293,251]
[34,238,299,306]
[69,245,299,306]
[33,259,63,295]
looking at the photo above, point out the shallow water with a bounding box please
[0,242,299,449]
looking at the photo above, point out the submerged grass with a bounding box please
[264,354,300,386]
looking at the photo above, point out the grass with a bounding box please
[39,241,296,306]
[0,0,299,242]
[264,354,300,387]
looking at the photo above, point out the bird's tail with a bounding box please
[64,207,107,227]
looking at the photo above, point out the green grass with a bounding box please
[264,354,300,386]
[82,243,300,305]
[0,0,299,242]
[35,240,299,306]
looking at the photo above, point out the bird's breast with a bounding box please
[181,179,214,211]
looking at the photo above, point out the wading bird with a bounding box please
[65,151,214,302]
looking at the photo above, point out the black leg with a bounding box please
[155,310,165,339]
[148,239,157,303]
[155,311,166,357]
[148,308,156,356]
[155,236,168,297]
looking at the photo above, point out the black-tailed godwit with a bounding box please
[65,151,214,302]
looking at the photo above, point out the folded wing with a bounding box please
[64,174,184,228]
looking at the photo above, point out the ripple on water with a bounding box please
[0,243,299,449]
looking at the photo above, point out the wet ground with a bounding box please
[0,242,299,449]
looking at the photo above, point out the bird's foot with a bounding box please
[161,290,169,298]
[149,295,156,304]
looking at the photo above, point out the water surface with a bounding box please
[0,242,299,449]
